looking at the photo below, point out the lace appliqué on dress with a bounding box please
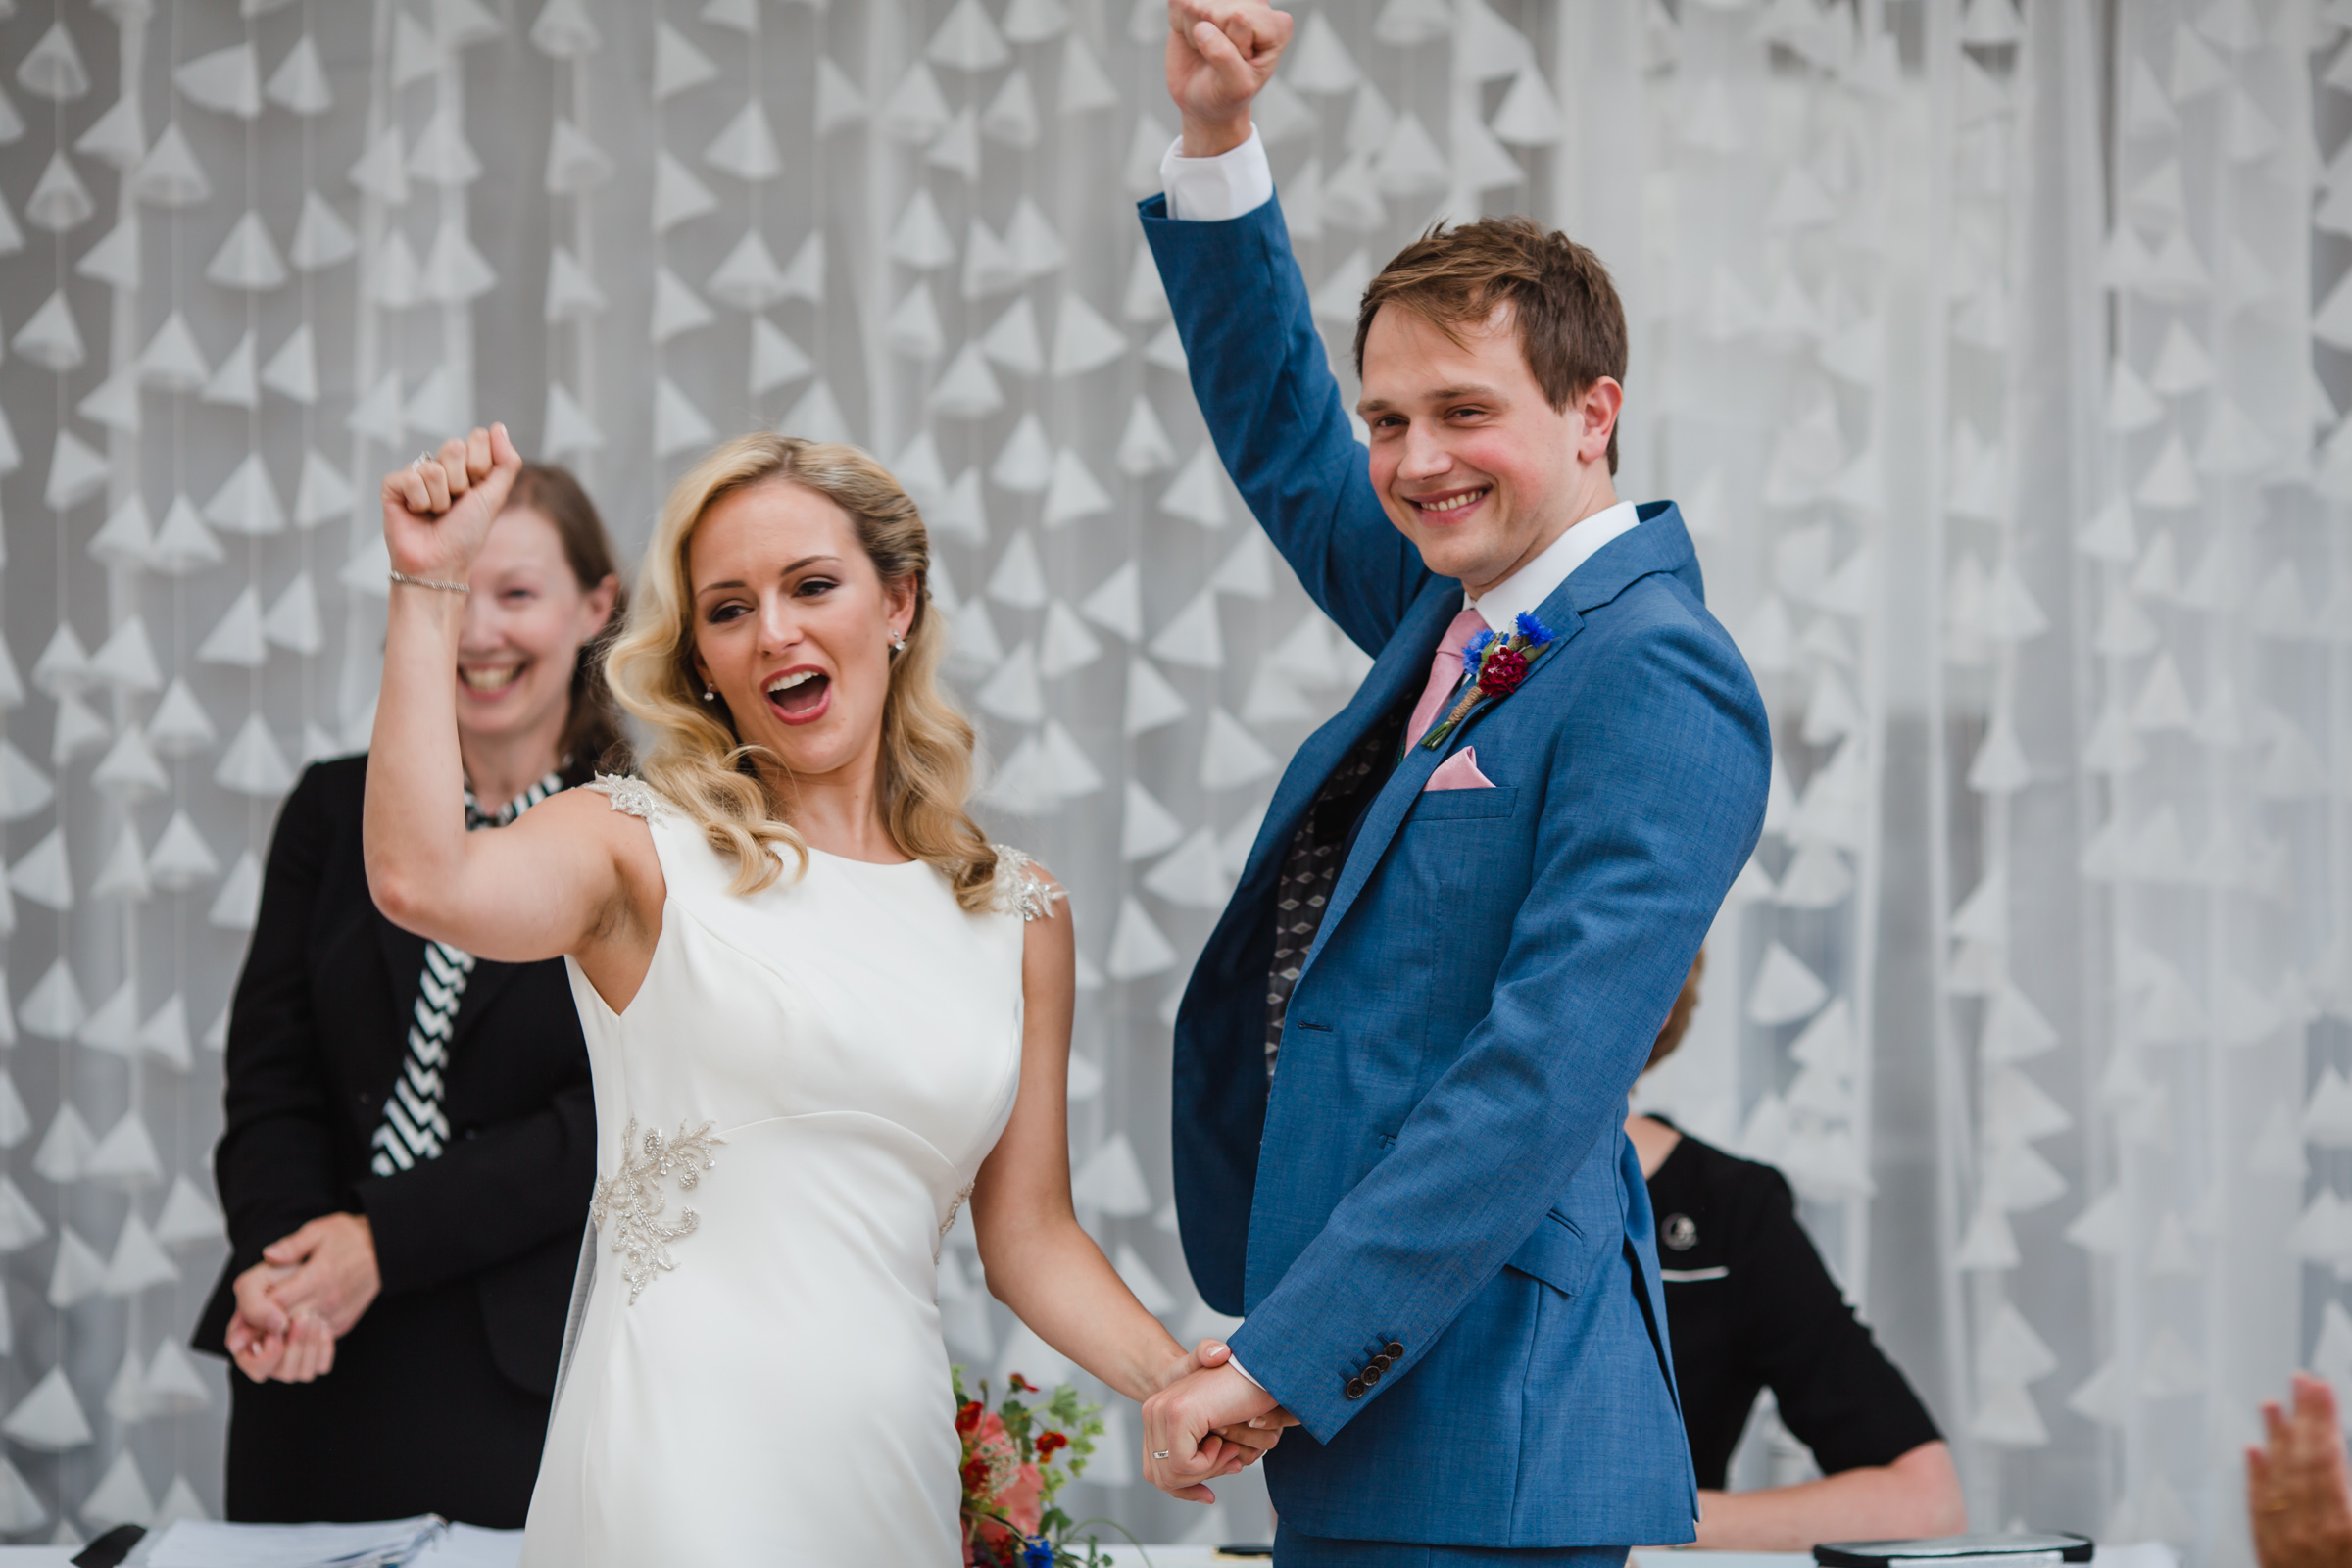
[991,845,1063,922]
[591,1117,723,1303]
[933,1180,977,1263]
[586,773,665,821]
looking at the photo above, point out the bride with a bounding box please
[366,424,1278,1563]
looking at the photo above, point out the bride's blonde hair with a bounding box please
[604,433,999,910]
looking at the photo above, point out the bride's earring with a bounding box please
[889,630,907,656]
[701,683,717,702]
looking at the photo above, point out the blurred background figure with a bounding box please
[190,466,624,1526]
[2249,1375,2352,1568]
[1629,953,1966,1550]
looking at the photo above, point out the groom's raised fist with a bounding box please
[1166,0,1292,158]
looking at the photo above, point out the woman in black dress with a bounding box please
[1629,953,1968,1550]
[192,465,624,1526]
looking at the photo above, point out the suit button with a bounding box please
[1385,1342,1404,1359]
[1344,1378,1366,1400]
[1361,1362,1382,1385]
[1370,1354,1392,1373]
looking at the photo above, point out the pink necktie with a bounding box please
[1405,607,1488,752]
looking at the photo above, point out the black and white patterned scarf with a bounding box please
[368,768,567,1177]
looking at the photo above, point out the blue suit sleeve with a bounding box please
[1224,611,1771,1441]
[1138,194,1432,656]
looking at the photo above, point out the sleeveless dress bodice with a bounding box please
[521,780,1043,1566]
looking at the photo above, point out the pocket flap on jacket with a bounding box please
[1503,1210,1594,1297]
[1408,786,1520,823]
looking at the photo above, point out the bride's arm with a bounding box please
[967,873,1269,1490]
[364,427,656,985]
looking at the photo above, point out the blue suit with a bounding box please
[1141,192,1772,1558]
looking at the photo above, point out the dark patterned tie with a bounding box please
[1262,709,1405,1079]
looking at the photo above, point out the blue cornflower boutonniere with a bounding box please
[1421,612,1556,750]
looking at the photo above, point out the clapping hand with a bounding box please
[1165,0,1293,158]
[380,423,525,587]
[2250,1374,2352,1568]
[222,1213,383,1384]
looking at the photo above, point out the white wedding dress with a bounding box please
[521,777,1052,1566]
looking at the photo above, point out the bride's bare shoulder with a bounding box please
[525,778,665,890]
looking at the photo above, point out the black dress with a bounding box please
[192,756,597,1527]
[1646,1125,1942,1490]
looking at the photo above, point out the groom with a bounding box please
[1134,4,1770,1562]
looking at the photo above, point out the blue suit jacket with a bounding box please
[1141,192,1771,1548]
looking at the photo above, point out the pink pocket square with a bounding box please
[1425,747,1496,792]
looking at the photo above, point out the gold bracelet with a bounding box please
[388,570,470,594]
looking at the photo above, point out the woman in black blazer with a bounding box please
[1625,954,1966,1549]
[193,465,624,1527]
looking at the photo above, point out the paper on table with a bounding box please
[415,1526,522,1567]
[142,1516,444,1568]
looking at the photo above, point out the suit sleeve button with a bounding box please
[1344,1378,1366,1399]
[1361,1363,1382,1385]
[1385,1342,1405,1359]
[1370,1354,1393,1373]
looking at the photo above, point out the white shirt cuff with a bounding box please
[1226,1355,1265,1393]
[1159,126,1275,222]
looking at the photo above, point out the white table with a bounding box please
[0,1542,2155,1566]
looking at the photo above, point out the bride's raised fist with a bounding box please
[379,422,523,584]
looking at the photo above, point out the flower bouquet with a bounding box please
[953,1368,1131,1567]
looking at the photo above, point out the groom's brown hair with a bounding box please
[1353,218,1629,473]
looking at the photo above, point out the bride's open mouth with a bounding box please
[765,666,832,725]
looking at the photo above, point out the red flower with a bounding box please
[1007,1374,1036,1393]
[962,1457,994,1493]
[956,1400,985,1435]
[1476,645,1530,699]
[1035,1431,1068,1461]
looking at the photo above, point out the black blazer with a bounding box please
[194,756,596,1397]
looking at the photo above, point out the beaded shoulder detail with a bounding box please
[586,774,666,821]
[991,845,1063,922]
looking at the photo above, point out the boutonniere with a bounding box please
[1421,612,1557,750]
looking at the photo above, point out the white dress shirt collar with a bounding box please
[1465,500,1642,633]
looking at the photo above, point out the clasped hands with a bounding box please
[1145,1342,1300,1503]
[223,1212,382,1384]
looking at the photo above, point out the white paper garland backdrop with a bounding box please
[0,0,2343,1556]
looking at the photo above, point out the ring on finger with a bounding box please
[1152,1449,1171,1460]
[411,451,434,471]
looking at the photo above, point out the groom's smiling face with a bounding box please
[1357,300,1619,598]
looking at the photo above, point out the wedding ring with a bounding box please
[411,451,434,470]
[1152,1450,1171,1460]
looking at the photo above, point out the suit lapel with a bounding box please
[1298,610,1588,984]
[450,960,517,1047]
[376,915,426,1036]
[1291,506,1704,984]
[371,912,428,1103]
[1232,579,1466,899]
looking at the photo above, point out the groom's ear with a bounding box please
[1576,377,1624,470]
